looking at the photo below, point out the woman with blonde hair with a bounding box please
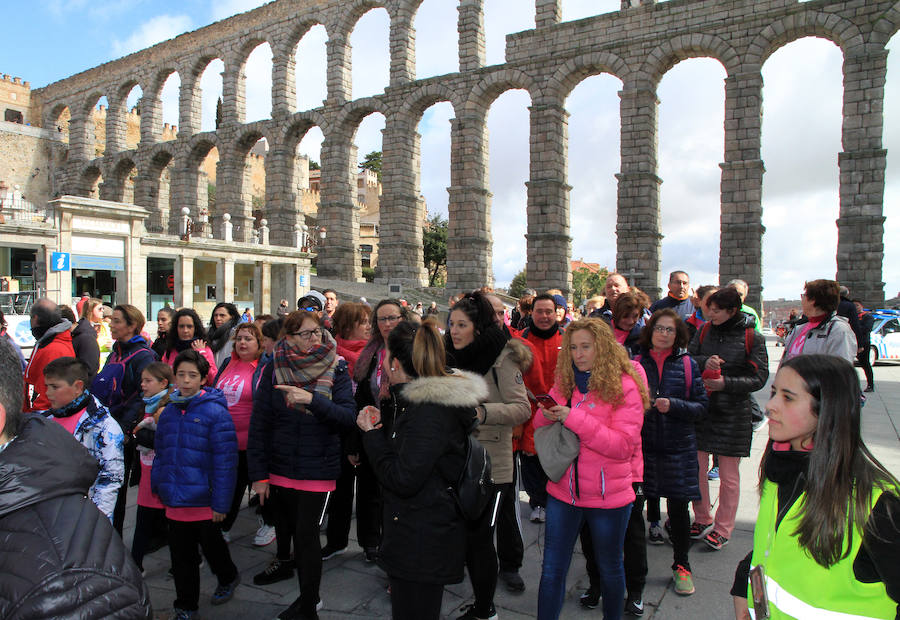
[535,318,649,620]
[358,319,487,620]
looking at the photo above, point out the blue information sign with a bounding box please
[50,252,70,272]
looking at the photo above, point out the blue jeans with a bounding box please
[538,496,632,620]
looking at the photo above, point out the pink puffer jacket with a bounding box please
[536,373,645,509]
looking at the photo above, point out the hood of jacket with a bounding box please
[35,319,72,349]
[0,415,99,518]
[503,337,534,373]
[114,333,152,356]
[72,317,96,338]
[401,370,488,409]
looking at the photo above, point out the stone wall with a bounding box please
[0,122,66,206]
[30,0,900,305]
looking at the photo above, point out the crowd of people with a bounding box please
[0,274,896,620]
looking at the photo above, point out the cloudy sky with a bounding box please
[4,0,899,301]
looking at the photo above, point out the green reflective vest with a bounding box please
[748,479,894,619]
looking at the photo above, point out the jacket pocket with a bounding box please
[475,426,501,444]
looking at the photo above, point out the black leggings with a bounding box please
[271,486,328,615]
[131,505,167,570]
[389,576,444,620]
[646,496,692,571]
[857,348,874,388]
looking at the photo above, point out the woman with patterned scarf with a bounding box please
[247,310,356,620]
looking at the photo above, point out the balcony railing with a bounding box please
[0,195,54,225]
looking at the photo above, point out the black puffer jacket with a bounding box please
[362,371,486,585]
[687,314,768,457]
[247,359,356,483]
[71,318,101,380]
[0,415,151,619]
[636,348,708,500]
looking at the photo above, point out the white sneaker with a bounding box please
[529,506,546,523]
[254,524,276,546]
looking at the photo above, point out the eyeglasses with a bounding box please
[653,326,676,334]
[376,315,402,323]
[292,328,321,339]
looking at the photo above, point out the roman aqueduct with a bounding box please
[31,0,900,306]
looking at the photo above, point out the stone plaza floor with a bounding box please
[130,338,900,619]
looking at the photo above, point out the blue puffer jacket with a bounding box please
[636,348,708,501]
[151,388,237,513]
[247,359,356,483]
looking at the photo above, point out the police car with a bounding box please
[868,309,900,365]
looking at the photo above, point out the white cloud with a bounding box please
[484,0,534,66]
[111,14,193,58]
[413,0,460,79]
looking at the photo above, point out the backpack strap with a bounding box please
[682,355,691,400]
[698,321,711,346]
[745,328,759,372]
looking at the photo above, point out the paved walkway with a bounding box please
[133,339,900,619]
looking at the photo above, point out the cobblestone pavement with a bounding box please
[133,339,900,619]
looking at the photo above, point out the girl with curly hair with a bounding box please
[535,318,649,620]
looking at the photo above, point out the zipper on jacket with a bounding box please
[601,467,606,499]
[567,393,588,504]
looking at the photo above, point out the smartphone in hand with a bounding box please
[535,394,558,409]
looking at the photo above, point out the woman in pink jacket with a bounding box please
[535,318,649,620]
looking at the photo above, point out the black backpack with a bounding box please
[448,427,493,522]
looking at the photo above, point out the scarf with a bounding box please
[336,337,367,376]
[143,388,168,414]
[668,291,689,301]
[528,322,560,340]
[445,325,508,376]
[174,338,194,352]
[169,389,202,407]
[49,390,91,419]
[33,318,72,348]
[573,366,591,394]
[208,319,236,354]
[354,338,384,384]
[274,329,338,409]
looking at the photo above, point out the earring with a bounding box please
[390,367,397,372]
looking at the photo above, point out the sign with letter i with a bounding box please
[50,252,70,272]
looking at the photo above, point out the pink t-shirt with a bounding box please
[165,506,213,522]
[136,413,164,509]
[216,358,258,450]
[53,410,84,434]
[787,315,825,359]
[270,473,336,493]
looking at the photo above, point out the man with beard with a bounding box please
[24,299,75,412]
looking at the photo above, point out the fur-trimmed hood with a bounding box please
[401,370,488,408]
[501,337,534,373]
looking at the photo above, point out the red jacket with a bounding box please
[516,325,563,454]
[24,329,75,412]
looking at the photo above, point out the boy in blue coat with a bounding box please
[151,349,239,620]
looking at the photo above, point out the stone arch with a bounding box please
[745,11,865,67]
[140,144,177,232]
[108,156,138,203]
[78,164,104,198]
[185,50,226,131]
[231,37,276,123]
[547,50,631,103]
[466,68,540,113]
[279,111,330,151]
[640,33,740,88]
[870,0,900,47]
[47,102,72,143]
[332,97,388,137]
[398,82,463,121]
[333,0,389,40]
